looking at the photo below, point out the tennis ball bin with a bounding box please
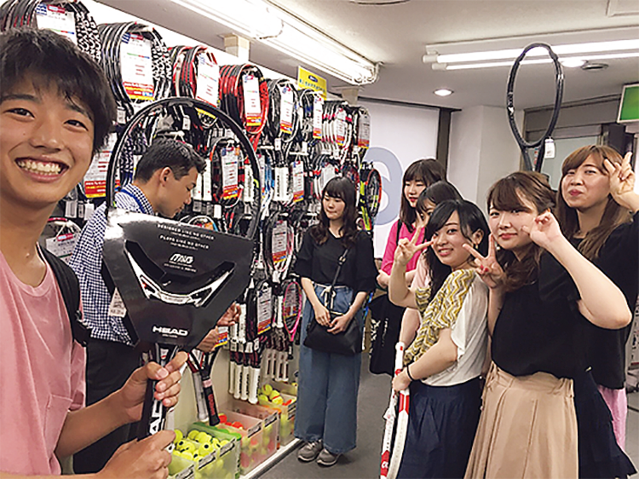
[255,392,297,446]
[228,399,281,450]
[187,423,241,479]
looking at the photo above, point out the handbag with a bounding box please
[303,248,362,355]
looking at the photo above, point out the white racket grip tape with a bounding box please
[192,371,209,422]
[228,360,236,395]
[395,342,405,374]
[248,366,260,404]
[282,355,289,382]
[265,349,275,378]
[275,351,285,381]
[239,304,247,343]
[241,364,250,401]
[234,363,242,400]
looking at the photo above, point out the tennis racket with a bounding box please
[381,342,410,479]
[282,279,303,343]
[187,347,221,426]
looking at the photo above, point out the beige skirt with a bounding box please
[464,363,578,479]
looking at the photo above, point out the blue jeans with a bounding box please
[294,284,363,454]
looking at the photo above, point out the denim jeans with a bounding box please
[294,284,363,454]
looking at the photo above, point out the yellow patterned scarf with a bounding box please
[404,269,476,365]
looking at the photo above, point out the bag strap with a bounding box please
[325,247,350,308]
[41,248,91,347]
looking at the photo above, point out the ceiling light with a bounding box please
[168,0,378,84]
[424,27,639,70]
[434,88,453,96]
[561,58,586,68]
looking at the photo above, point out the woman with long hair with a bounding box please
[464,171,633,478]
[556,146,638,453]
[293,177,377,467]
[389,199,490,478]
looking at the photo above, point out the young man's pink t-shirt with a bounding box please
[381,220,424,275]
[0,251,85,475]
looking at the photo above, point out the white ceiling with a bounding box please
[101,0,639,110]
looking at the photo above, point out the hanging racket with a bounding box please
[506,42,563,172]
[281,279,303,344]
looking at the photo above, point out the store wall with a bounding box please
[448,105,523,211]
[359,100,439,257]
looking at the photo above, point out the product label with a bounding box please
[221,147,240,200]
[336,109,346,146]
[271,221,288,267]
[44,233,78,263]
[196,53,219,107]
[292,160,304,203]
[357,112,371,148]
[84,133,117,198]
[279,85,294,134]
[312,95,324,139]
[257,286,273,335]
[35,4,77,44]
[120,33,154,101]
[216,326,229,347]
[242,74,262,127]
[108,289,127,318]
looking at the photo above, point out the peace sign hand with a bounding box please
[605,152,637,211]
[521,211,564,252]
[393,225,432,266]
[462,234,505,290]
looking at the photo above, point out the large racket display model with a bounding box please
[507,43,564,172]
[101,97,261,439]
[380,342,410,479]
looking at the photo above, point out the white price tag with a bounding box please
[279,85,294,134]
[322,164,337,186]
[243,159,254,203]
[83,202,95,221]
[544,138,556,159]
[35,4,77,44]
[120,33,154,102]
[257,286,273,334]
[272,221,288,266]
[192,164,203,201]
[196,54,219,107]
[108,289,127,318]
[202,157,212,202]
[84,133,117,198]
[221,148,239,199]
[45,233,78,263]
[274,167,289,202]
[292,160,304,203]
[357,112,371,148]
[242,74,262,126]
[336,109,346,146]
[313,95,324,139]
[65,199,78,219]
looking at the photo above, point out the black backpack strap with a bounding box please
[41,248,91,347]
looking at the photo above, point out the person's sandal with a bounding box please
[317,448,340,466]
[297,440,323,462]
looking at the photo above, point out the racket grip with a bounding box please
[234,360,242,400]
[241,364,250,401]
[228,357,236,395]
[275,351,285,382]
[265,349,274,378]
[282,354,289,382]
[192,371,209,423]
[248,366,260,404]
[201,372,220,426]
[137,377,162,440]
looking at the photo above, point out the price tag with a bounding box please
[83,202,95,221]
[312,95,324,139]
[84,133,117,198]
[279,85,294,134]
[213,204,222,219]
[242,74,262,127]
[35,4,77,44]
[120,33,154,102]
[195,53,220,107]
[192,163,203,201]
[292,160,304,203]
[243,158,254,203]
[272,221,288,266]
[322,164,337,186]
[221,147,240,200]
[65,199,78,219]
[108,289,127,318]
[216,326,229,347]
[202,156,212,202]
[257,286,273,335]
[274,167,289,202]
[45,233,78,263]
[357,112,371,148]
[336,109,346,146]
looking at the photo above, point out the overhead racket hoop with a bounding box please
[506,42,564,172]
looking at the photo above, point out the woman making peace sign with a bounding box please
[389,199,490,479]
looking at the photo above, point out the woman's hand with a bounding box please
[462,234,505,290]
[522,211,565,252]
[327,312,352,334]
[605,152,638,213]
[313,302,331,327]
[393,225,431,266]
[392,368,412,392]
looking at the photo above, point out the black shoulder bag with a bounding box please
[303,248,362,355]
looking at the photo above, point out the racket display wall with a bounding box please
[13,0,382,413]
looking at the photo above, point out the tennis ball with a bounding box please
[187,430,200,440]
[181,450,194,461]
[198,443,212,456]
[196,431,212,444]
[241,436,249,448]
[258,394,269,406]
[181,441,196,454]
[176,439,188,451]
[220,439,230,446]
[262,384,273,396]
[218,413,228,424]
[232,421,244,429]
[174,429,184,443]
[272,396,283,405]
[268,389,280,400]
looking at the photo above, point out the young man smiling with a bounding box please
[0,28,187,478]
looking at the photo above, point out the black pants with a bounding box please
[73,339,141,474]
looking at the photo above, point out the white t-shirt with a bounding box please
[425,275,488,386]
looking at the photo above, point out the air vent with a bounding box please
[349,0,411,5]
[581,62,609,71]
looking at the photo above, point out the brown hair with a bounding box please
[556,145,631,261]
[398,158,445,230]
[487,171,556,292]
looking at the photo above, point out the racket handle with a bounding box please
[137,377,161,440]
[282,353,289,382]
[234,358,242,400]
[265,349,274,378]
[248,366,260,404]
[394,342,405,376]
[201,371,220,426]
[275,350,286,382]
[241,364,250,401]
[192,370,209,423]
[228,356,236,395]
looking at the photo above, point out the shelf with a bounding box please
[240,438,302,479]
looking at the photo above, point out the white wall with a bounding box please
[448,106,523,212]
[359,100,439,257]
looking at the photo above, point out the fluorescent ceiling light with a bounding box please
[168,0,378,84]
[424,27,639,70]
[434,88,453,96]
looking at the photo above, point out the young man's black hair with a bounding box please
[134,138,207,183]
[0,28,116,154]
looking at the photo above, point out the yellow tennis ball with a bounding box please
[187,430,200,440]
[196,431,211,444]
[258,394,270,405]
[181,450,195,461]
[198,443,212,457]
[268,389,280,400]
[272,396,283,405]
[181,441,196,454]
[174,429,184,443]
[263,384,273,396]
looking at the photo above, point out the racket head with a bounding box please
[282,280,303,342]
